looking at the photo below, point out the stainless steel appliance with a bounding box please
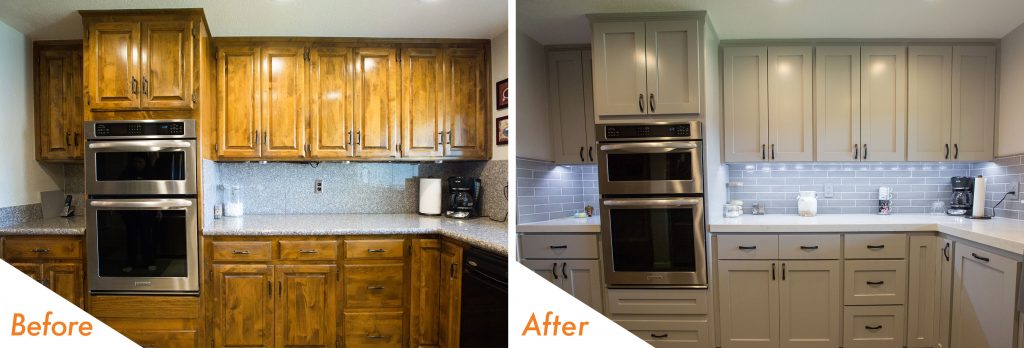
[85,120,199,293]
[597,121,708,287]
[445,177,481,219]
[947,176,975,216]
[459,247,507,347]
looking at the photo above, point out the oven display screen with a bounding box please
[95,210,188,278]
[609,208,697,272]
[94,122,185,137]
[605,124,690,139]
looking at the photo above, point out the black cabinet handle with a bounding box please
[972,253,990,262]
[131,76,138,94]
[762,144,766,160]
[865,325,883,330]
[863,144,868,159]
[854,144,859,159]
[450,263,456,279]
[447,131,453,145]
[142,77,149,96]
[866,281,885,285]
[638,94,644,112]
[65,133,71,146]
[954,144,959,159]
[74,132,79,147]
[561,262,568,279]
[782,263,786,281]
[438,131,444,146]
[552,262,558,280]
[943,242,950,261]
[866,244,885,249]
[771,263,776,280]
[549,245,568,249]
[800,245,819,250]
[738,245,757,250]
[588,146,594,162]
[650,333,668,338]
[579,147,584,162]
[771,144,775,160]
[649,93,656,112]
[945,144,950,159]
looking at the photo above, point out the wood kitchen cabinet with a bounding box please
[591,16,700,121]
[950,242,1019,348]
[547,48,597,164]
[401,47,445,158]
[443,47,489,159]
[275,265,337,348]
[34,41,84,162]
[211,264,275,348]
[438,240,463,348]
[2,237,85,308]
[354,47,400,158]
[216,45,262,159]
[310,46,356,159]
[260,45,307,159]
[410,239,443,347]
[89,295,201,348]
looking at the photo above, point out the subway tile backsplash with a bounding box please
[516,158,598,224]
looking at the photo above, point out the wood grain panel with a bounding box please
[3,238,82,259]
[36,47,75,160]
[343,311,404,348]
[88,21,140,109]
[140,20,193,109]
[344,263,405,308]
[216,45,261,159]
[344,239,405,260]
[354,47,398,158]
[438,240,463,348]
[101,318,198,348]
[11,262,43,282]
[409,239,442,347]
[46,262,84,308]
[89,295,199,319]
[261,45,306,159]
[278,240,338,261]
[401,47,445,158]
[212,264,274,348]
[210,241,272,261]
[310,46,355,159]
[275,265,337,348]
[444,47,488,159]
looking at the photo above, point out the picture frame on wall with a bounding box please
[496,78,509,110]
[496,116,509,145]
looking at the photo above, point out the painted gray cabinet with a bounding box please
[950,242,1019,348]
[518,233,603,312]
[547,49,596,164]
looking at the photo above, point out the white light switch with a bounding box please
[824,183,834,198]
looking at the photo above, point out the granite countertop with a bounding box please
[0,216,86,235]
[204,214,508,255]
[516,216,600,233]
[710,214,1024,256]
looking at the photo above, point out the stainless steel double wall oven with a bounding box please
[85,120,199,293]
[597,121,707,287]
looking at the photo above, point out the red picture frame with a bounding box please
[496,78,508,110]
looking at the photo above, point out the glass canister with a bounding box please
[797,191,818,217]
[224,185,244,217]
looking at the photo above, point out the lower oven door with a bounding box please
[601,197,707,286]
[87,198,199,293]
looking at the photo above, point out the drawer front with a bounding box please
[344,263,405,308]
[779,234,840,259]
[279,240,338,261]
[343,311,404,348]
[518,234,599,259]
[607,289,708,315]
[844,306,905,348]
[844,260,907,305]
[617,319,710,348]
[3,238,81,259]
[121,330,197,348]
[845,234,907,259]
[344,239,405,260]
[716,235,779,260]
[210,241,272,261]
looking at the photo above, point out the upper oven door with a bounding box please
[600,197,707,286]
[86,139,197,195]
[87,198,199,292]
[598,141,704,195]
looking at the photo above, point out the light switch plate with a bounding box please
[824,183,834,198]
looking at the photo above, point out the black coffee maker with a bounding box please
[446,177,482,219]
[947,176,975,216]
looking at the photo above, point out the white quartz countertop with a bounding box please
[203,214,508,255]
[0,216,85,235]
[710,214,1024,256]
[516,216,600,233]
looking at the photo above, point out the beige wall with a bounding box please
[515,31,552,161]
[491,29,509,160]
[0,19,61,208]
[998,21,1024,157]
[703,20,729,222]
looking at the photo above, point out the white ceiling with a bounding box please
[0,0,508,40]
[519,0,1024,45]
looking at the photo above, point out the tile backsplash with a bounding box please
[516,158,598,224]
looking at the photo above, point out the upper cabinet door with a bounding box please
[87,22,140,109]
[644,19,700,115]
[592,21,648,118]
[815,46,861,162]
[723,46,769,163]
[140,20,193,110]
[401,47,445,158]
[36,49,75,161]
[354,47,399,158]
[907,46,952,161]
[216,46,261,159]
[260,45,306,159]
[951,46,996,161]
[860,46,907,162]
[582,50,597,161]
[274,265,337,348]
[310,47,355,159]
[548,50,589,164]
[444,47,488,159]
[768,46,814,162]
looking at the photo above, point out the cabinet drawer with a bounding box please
[3,238,81,259]
[278,240,337,261]
[120,330,197,348]
[845,234,907,259]
[210,241,272,261]
[607,289,708,315]
[344,263,404,308]
[343,311,404,348]
[843,305,905,348]
[344,239,405,259]
[779,234,840,259]
[518,234,599,259]
[617,319,710,348]
[844,260,907,305]
[716,235,778,259]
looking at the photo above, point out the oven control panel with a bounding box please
[601,122,700,141]
[93,122,187,137]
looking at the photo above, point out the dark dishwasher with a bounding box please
[460,247,508,347]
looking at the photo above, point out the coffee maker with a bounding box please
[947,176,975,216]
[445,177,481,219]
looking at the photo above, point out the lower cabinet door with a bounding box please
[275,265,337,348]
[907,235,947,348]
[212,264,275,348]
[778,260,841,348]
[45,262,84,308]
[843,305,905,348]
[343,311,404,348]
[10,262,44,282]
[951,243,1019,348]
[438,241,463,348]
[717,260,779,348]
[560,260,604,312]
[520,260,563,286]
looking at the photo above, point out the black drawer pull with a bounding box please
[31,248,51,253]
[651,333,668,338]
[552,263,558,280]
[865,325,883,330]
[866,244,885,249]
[367,248,386,253]
[866,281,885,285]
[972,253,990,262]
[232,250,250,255]
[549,245,568,249]
[738,245,757,250]
[800,245,819,250]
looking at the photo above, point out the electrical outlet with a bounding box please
[823,183,834,198]
[314,179,323,194]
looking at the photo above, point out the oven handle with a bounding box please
[88,140,193,150]
[90,199,194,209]
[599,142,698,153]
[603,198,702,207]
